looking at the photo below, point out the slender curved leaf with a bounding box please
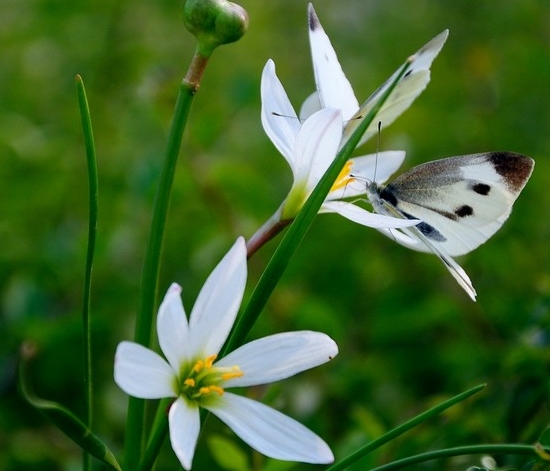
[18,343,122,471]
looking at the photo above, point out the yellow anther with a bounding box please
[330,160,354,192]
[221,367,244,381]
[205,354,217,368]
[182,355,239,401]
[199,385,224,396]
[209,385,224,396]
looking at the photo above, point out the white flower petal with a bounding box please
[261,60,301,166]
[292,108,342,190]
[189,237,247,356]
[114,341,176,399]
[157,283,191,371]
[308,4,359,121]
[299,91,321,121]
[346,30,448,146]
[206,393,334,464]
[217,331,338,388]
[351,151,406,184]
[169,397,201,471]
[322,201,420,229]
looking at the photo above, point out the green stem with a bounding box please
[369,444,548,471]
[75,75,98,471]
[138,399,171,471]
[124,50,207,470]
[326,384,486,471]
[245,203,289,258]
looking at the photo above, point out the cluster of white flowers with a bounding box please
[115,4,448,469]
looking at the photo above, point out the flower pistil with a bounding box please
[178,354,244,401]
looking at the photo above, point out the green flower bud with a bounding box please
[183,0,248,56]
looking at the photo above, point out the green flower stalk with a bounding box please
[124,2,248,469]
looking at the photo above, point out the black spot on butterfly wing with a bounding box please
[399,210,447,242]
[471,183,490,195]
[416,222,447,242]
[455,205,474,218]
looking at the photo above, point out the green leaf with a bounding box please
[208,434,250,471]
[75,73,99,471]
[18,343,122,471]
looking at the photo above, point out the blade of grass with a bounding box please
[369,444,547,471]
[18,343,122,471]
[327,384,486,471]
[75,74,98,471]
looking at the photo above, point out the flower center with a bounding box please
[178,354,243,402]
[330,160,355,192]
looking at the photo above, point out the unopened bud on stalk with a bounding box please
[183,0,248,56]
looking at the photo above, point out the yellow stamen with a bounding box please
[330,160,354,192]
[181,356,243,401]
[204,354,217,368]
[221,369,244,381]
[199,385,224,396]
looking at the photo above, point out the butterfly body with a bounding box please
[366,151,534,300]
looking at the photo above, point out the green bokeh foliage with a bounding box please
[1,0,549,469]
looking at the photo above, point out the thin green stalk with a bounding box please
[124,51,208,470]
[222,58,412,356]
[369,444,548,471]
[75,75,98,471]
[138,398,171,471]
[327,384,486,471]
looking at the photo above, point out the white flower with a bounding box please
[256,5,447,244]
[261,61,418,232]
[264,100,417,230]
[114,237,337,469]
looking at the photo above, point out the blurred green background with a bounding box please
[2,0,550,470]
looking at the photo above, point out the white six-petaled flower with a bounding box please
[114,237,338,469]
[258,4,447,236]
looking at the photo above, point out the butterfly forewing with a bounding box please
[374,152,534,257]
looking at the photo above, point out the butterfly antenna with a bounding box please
[271,111,304,124]
[372,121,382,183]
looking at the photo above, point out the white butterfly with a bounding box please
[366,152,534,301]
